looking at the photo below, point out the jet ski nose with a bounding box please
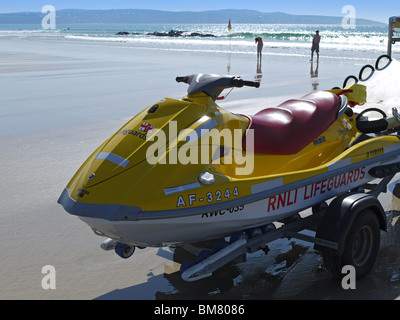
[57,188,142,221]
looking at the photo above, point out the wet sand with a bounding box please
[0,36,399,300]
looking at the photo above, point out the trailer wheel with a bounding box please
[323,209,380,280]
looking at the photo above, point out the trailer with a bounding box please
[178,170,397,282]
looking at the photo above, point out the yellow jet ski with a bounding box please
[58,66,400,281]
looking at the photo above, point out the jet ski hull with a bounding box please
[59,142,400,247]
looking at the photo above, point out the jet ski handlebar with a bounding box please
[176,74,260,101]
[176,75,260,88]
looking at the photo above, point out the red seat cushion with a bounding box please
[243,92,340,154]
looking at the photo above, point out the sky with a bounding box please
[0,0,399,23]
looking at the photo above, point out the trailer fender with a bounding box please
[315,193,387,256]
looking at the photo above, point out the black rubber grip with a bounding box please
[176,76,189,83]
[243,80,260,88]
[232,79,260,88]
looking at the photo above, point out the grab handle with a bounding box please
[232,78,260,88]
[176,76,191,83]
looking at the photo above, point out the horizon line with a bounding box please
[0,8,388,24]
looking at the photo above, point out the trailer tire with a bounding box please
[323,209,380,280]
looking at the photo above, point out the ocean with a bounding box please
[0,23,398,61]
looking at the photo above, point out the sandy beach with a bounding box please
[1,35,399,300]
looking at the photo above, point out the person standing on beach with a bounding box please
[310,30,320,61]
[255,37,263,61]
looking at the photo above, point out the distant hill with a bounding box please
[0,9,386,26]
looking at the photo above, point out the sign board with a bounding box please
[388,16,400,57]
